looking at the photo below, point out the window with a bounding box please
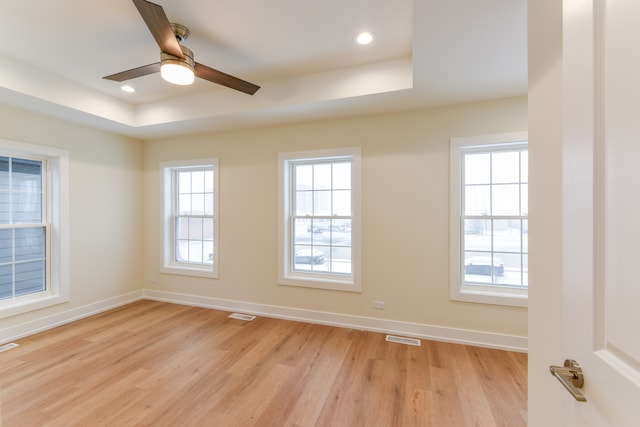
[278,148,361,292]
[161,159,218,278]
[0,139,69,318]
[450,132,528,307]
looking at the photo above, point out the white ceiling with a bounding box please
[0,0,527,139]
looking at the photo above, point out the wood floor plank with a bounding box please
[0,301,527,426]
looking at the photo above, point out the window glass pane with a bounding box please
[188,217,203,240]
[205,193,214,216]
[15,227,45,261]
[293,218,312,246]
[495,252,523,287]
[465,185,490,215]
[522,220,529,252]
[309,220,331,244]
[313,164,331,190]
[175,239,188,262]
[333,219,351,233]
[191,170,205,194]
[0,264,11,300]
[203,240,214,264]
[333,162,351,190]
[521,183,529,215]
[12,192,42,223]
[178,170,191,194]
[15,260,45,296]
[332,190,351,216]
[295,164,312,191]
[178,194,191,215]
[464,218,490,236]
[295,191,313,216]
[492,151,520,183]
[520,151,529,183]
[331,219,352,245]
[293,245,326,271]
[464,219,491,251]
[493,220,521,252]
[313,191,331,216]
[205,170,214,193]
[176,217,189,239]
[187,241,204,263]
[330,246,351,274]
[464,153,490,184]
[11,159,41,191]
[191,193,205,215]
[464,252,503,283]
[0,229,11,263]
[203,218,214,241]
[0,157,8,191]
[492,184,520,215]
[0,192,8,224]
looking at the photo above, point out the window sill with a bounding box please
[0,292,69,320]
[160,265,218,279]
[451,285,528,307]
[279,274,361,293]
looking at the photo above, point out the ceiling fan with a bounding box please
[103,0,260,95]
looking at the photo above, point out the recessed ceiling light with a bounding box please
[121,85,135,93]
[356,32,374,45]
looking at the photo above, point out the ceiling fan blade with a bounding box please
[194,63,260,95]
[132,0,184,58]
[103,63,161,82]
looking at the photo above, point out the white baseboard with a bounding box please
[0,290,144,345]
[143,289,528,352]
[0,289,527,352]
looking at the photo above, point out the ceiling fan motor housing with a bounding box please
[161,45,195,70]
[170,23,190,43]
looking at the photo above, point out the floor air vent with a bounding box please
[385,335,421,346]
[228,313,256,321]
[0,343,19,353]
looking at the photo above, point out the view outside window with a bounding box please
[462,146,528,288]
[174,167,214,265]
[0,156,46,300]
[291,160,352,275]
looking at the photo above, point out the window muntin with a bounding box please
[161,159,218,278]
[291,160,353,275]
[279,148,361,292]
[450,132,528,307]
[174,167,214,265]
[0,156,48,301]
[462,146,528,289]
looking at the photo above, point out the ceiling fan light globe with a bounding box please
[160,45,195,85]
[161,63,194,85]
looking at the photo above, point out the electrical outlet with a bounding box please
[373,301,385,310]
[148,276,157,284]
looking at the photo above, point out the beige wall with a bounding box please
[143,96,528,337]
[0,95,528,339]
[0,104,144,328]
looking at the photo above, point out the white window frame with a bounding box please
[0,139,69,319]
[450,132,528,307]
[160,159,219,279]
[278,147,361,292]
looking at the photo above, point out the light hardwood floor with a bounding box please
[0,300,527,426]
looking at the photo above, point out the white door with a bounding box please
[561,0,640,425]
